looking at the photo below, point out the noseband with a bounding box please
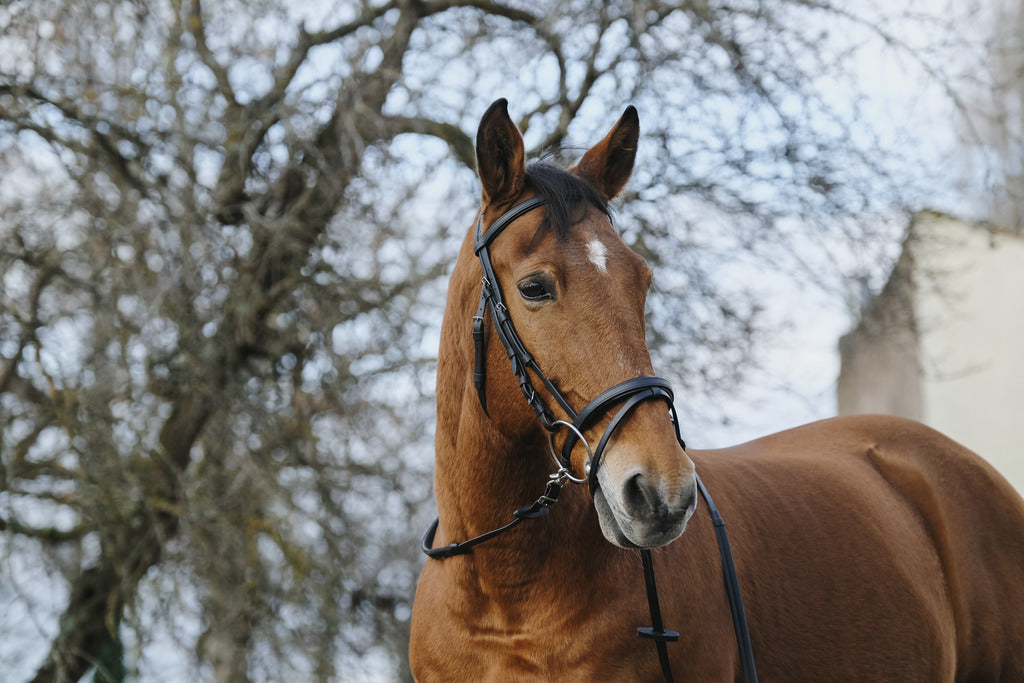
[422,196,758,683]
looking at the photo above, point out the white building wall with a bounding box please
[838,212,1024,493]
[911,213,1024,492]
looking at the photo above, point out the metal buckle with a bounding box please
[546,420,592,484]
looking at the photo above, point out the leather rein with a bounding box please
[421,196,757,683]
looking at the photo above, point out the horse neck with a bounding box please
[432,234,605,585]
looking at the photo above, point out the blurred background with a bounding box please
[1,0,1021,680]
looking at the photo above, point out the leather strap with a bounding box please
[472,291,490,413]
[575,377,675,431]
[554,376,678,485]
[638,549,679,682]
[697,474,758,682]
[474,198,577,427]
[636,478,759,683]
[422,478,565,559]
[474,195,547,253]
[586,384,673,495]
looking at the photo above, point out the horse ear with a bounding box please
[476,98,526,206]
[571,106,639,200]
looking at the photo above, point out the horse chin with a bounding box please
[592,482,692,550]
[593,488,641,548]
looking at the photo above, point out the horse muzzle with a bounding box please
[593,465,698,548]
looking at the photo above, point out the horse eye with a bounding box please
[517,279,554,302]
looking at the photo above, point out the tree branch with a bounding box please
[185,0,237,104]
[526,5,615,154]
[29,558,143,683]
[0,83,153,191]
[0,516,86,543]
[419,0,538,25]
[382,115,476,169]
[0,262,54,395]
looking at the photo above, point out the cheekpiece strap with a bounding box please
[473,196,573,425]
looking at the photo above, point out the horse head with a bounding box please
[470,99,697,549]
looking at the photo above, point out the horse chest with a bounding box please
[413,613,655,681]
[410,563,721,681]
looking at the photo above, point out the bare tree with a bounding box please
[0,0,986,680]
[958,0,1024,231]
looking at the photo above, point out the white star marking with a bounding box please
[586,239,608,274]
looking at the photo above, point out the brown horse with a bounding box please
[409,99,1024,681]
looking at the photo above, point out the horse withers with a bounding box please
[409,99,1024,681]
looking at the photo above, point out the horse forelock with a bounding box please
[524,161,610,240]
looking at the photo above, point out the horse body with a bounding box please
[409,100,1024,681]
[690,414,1024,681]
[414,414,1024,680]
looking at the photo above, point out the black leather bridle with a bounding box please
[469,195,683,493]
[421,196,758,683]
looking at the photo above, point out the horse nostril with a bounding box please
[621,470,698,522]
[622,471,660,517]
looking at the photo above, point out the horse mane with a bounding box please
[524,160,610,239]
